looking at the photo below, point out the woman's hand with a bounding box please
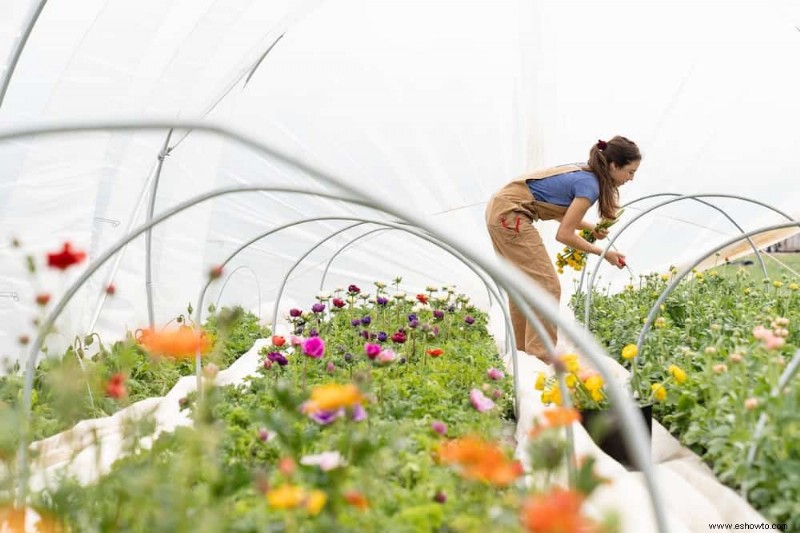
[591,227,609,240]
[604,250,627,269]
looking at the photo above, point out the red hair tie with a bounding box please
[596,139,608,150]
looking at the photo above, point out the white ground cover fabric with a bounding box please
[22,327,769,531]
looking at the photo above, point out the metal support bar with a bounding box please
[0,0,48,109]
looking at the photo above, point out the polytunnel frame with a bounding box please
[575,193,775,296]
[1,120,668,532]
[192,215,520,415]
[633,220,800,386]
[583,194,795,328]
[214,264,263,319]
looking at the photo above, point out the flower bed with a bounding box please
[573,267,800,528]
[17,283,611,531]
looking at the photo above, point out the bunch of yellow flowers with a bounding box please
[535,353,608,410]
[554,209,625,274]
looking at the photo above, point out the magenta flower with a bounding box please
[464,315,475,325]
[348,284,361,294]
[431,420,447,435]
[487,368,505,380]
[364,342,381,359]
[289,308,302,317]
[332,298,346,308]
[470,388,495,412]
[391,331,406,344]
[302,337,325,359]
[433,310,444,320]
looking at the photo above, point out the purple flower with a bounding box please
[348,284,361,294]
[364,343,381,359]
[487,367,505,380]
[464,315,475,325]
[302,336,325,359]
[361,315,372,326]
[377,296,389,306]
[344,352,353,363]
[258,428,272,442]
[267,352,288,366]
[351,404,367,422]
[289,308,302,318]
[407,313,418,322]
[433,310,445,320]
[309,408,344,425]
[433,491,447,504]
[311,302,326,313]
[470,388,495,412]
[308,328,319,337]
[350,318,361,327]
[360,330,370,340]
[377,331,388,342]
[409,319,419,329]
[431,420,447,435]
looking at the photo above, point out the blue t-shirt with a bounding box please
[526,169,599,206]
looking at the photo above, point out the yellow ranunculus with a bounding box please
[565,374,578,388]
[590,389,604,402]
[559,353,580,373]
[668,364,687,385]
[267,484,305,509]
[534,372,546,391]
[621,344,638,360]
[651,383,667,402]
[773,280,783,288]
[583,375,604,392]
[305,490,327,516]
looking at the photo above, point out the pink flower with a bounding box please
[300,451,347,471]
[487,368,504,380]
[431,421,447,435]
[376,348,397,365]
[470,388,495,412]
[752,325,770,340]
[302,337,325,359]
[763,335,785,350]
[364,343,381,360]
[712,364,728,374]
[744,397,759,410]
[290,335,304,346]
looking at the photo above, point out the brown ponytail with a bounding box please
[586,136,641,220]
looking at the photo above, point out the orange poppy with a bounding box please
[138,326,211,359]
[520,488,596,533]
[529,407,581,439]
[344,490,369,510]
[437,436,523,486]
[426,348,444,357]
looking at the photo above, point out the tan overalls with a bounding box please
[485,164,583,360]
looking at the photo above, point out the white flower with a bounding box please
[316,291,331,301]
[434,294,449,303]
[374,281,386,289]
[300,451,347,471]
[425,285,437,292]
[393,291,406,299]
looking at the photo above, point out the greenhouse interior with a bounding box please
[1,1,799,531]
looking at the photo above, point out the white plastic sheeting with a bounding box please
[1,0,800,363]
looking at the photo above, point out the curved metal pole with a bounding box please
[144,129,174,327]
[244,33,285,86]
[15,185,380,504]
[584,194,795,328]
[635,221,800,360]
[214,265,262,320]
[270,222,367,332]
[577,193,774,296]
[318,226,497,311]
[5,121,668,530]
[0,0,48,109]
